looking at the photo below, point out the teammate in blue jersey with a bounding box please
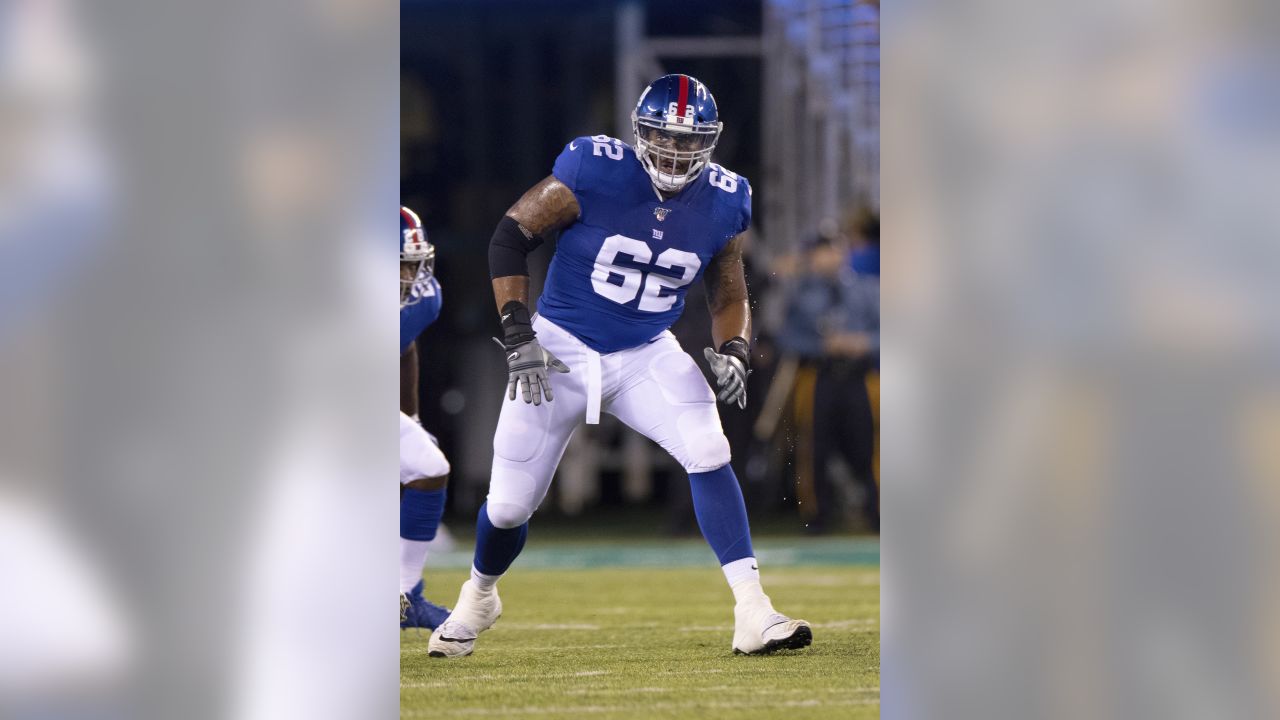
[429,75,812,658]
[399,206,452,630]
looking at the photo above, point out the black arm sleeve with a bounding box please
[488,215,544,279]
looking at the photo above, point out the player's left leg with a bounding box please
[603,335,812,655]
[429,315,591,658]
[400,412,452,629]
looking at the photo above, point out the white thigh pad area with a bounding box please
[606,340,732,473]
[648,351,717,406]
[492,410,553,464]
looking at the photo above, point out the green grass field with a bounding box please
[401,538,879,719]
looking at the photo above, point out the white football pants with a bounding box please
[400,412,450,484]
[485,315,731,529]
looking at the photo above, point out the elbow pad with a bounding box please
[489,216,543,279]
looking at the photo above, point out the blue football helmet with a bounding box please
[632,74,723,193]
[400,206,435,308]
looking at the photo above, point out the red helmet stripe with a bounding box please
[676,74,689,120]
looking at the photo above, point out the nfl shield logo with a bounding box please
[654,207,671,221]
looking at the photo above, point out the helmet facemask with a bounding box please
[400,229,435,309]
[632,113,721,193]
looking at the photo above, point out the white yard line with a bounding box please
[813,618,879,629]
[675,617,878,632]
[405,698,880,717]
[563,685,880,697]
[496,623,602,630]
[562,686,672,696]
[402,669,609,689]
[697,684,880,693]
[516,644,627,651]
[405,667,729,689]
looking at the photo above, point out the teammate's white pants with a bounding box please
[486,316,730,529]
[400,412,450,484]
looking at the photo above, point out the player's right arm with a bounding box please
[487,175,579,405]
[489,175,580,312]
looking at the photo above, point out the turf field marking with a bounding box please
[564,685,879,697]
[697,684,880,694]
[406,697,879,716]
[499,622,601,630]
[519,643,626,651]
[675,617,877,632]
[778,575,860,587]
[424,538,879,570]
[812,618,879,629]
[563,686,671,696]
[402,669,610,689]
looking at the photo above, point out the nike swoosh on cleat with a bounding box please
[750,564,758,570]
[437,636,475,643]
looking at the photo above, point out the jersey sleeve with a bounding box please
[712,171,752,256]
[551,137,592,194]
[737,176,753,236]
[426,277,443,325]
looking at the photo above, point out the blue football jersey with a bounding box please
[400,275,442,354]
[538,136,751,353]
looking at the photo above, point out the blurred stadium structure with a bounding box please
[401,0,880,534]
[617,0,879,248]
[760,0,879,251]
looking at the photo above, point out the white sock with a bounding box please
[723,557,768,605]
[400,538,430,594]
[470,565,501,591]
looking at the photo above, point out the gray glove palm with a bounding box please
[495,336,569,405]
[703,346,749,409]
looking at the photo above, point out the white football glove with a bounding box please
[494,300,570,406]
[703,338,751,409]
[494,336,570,406]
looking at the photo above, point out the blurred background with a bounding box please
[401,0,882,539]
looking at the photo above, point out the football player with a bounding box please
[399,206,452,630]
[428,75,812,657]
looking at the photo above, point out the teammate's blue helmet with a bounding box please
[400,206,435,308]
[631,74,723,193]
